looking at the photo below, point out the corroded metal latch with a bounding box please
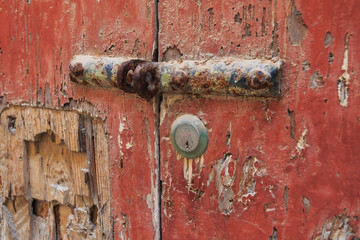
[69,55,281,100]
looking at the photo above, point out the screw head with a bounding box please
[171,114,208,159]
[246,69,271,90]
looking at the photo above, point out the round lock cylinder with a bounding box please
[170,114,208,159]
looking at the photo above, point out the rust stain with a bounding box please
[117,60,160,100]
[117,59,145,93]
[69,63,84,83]
[169,71,190,91]
[214,73,230,90]
[133,62,160,100]
[190,71,216,94]
[246,70,272,90]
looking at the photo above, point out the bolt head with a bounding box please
[247,70,271,90]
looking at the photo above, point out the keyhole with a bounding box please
[185,140,189,149]
[179,136,194,152]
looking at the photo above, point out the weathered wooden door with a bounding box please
[1,0,360,239]
[157,0,360,239]
[0,0,159,239]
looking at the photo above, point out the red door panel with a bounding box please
[1,0,360,239]
[159,0,360,239]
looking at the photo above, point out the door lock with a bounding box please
[170,114,208,159]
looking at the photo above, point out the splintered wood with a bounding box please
[0,106,111,239]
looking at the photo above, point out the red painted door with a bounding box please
[158,0,360,239]
[1,0,360,239]
[0,0,159,239]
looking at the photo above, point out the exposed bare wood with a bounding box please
[0,106,110,239]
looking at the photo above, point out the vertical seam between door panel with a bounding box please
[153,0,162,238]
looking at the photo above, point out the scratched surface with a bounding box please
[0,0,158,239]
[159,0,360,239]
[159,0,278,60]
[1,0,360,239]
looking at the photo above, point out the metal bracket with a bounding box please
[69,55,281,100]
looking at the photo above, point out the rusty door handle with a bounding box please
[69,55,281,100]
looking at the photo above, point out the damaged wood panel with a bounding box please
[0,106,111,239]
[159,0,360,239]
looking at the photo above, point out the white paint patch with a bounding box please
[338,33,350,107]
[183,158,193,185]
[119,115,126,133]
[183,155,205,186]
[296,129,309,154]
[125,137,134,149]
[50,184,69,192]
[265,208,276,212]
[117,113,126,155]
[146,193,153,211]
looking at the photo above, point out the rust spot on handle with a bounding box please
[246,70,272,90]
[133,62,160,100]
[117,60,160,100]
[69,63,85,83]
[117,59,146,93]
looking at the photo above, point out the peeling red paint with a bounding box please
[0,0,360,239]
[0,0,158,239]
[159,0,360,239]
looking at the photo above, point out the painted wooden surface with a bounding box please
[159,0,360,239]
[0,0,359,239]
[0,0,158,239]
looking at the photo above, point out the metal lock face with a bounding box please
[174,124,199,152]
[171,114,208,159]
